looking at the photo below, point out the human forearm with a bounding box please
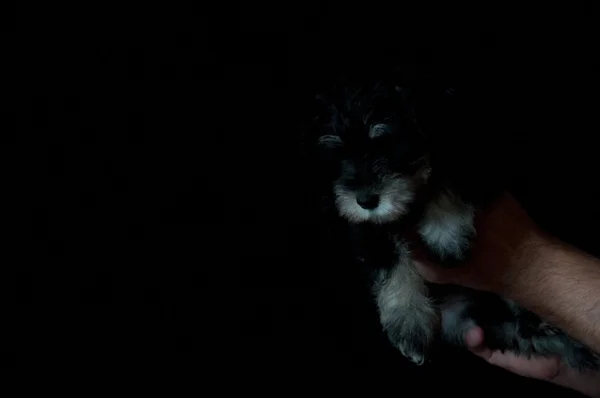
[510,233,600,354]
[414,193,600,393]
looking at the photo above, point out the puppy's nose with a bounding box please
[357,193,379,210]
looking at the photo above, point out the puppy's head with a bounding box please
[316,84,431,224]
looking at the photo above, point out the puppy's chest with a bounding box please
[348,224,404,270]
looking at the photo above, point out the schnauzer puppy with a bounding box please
[312,79,600,370]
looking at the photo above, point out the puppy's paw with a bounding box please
[419,191,475,266]
[419,221,474,265]
[394,335,429,365]
[436,245,472,268]
[385,307,438,365]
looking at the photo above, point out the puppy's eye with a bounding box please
[388,144,426,172]
[317,135,344,149]
[372,159,388,172]
[368,123,390,139]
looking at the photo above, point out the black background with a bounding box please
[9,2,599,394]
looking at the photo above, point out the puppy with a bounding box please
[312,79,600,370]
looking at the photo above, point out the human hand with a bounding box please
[414,192,546,300]
[463,326,600,397]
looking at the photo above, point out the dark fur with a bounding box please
[310,77,600,370]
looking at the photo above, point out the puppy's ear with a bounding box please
[300,94,332,149]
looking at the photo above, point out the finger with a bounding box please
[487,350,560,380]
[413,260,459,284]
[411,241,455,283]
[461,323,562,381]
[465,327,485,348]
[464,327,493,361]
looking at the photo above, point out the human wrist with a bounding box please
[500,226,555,303]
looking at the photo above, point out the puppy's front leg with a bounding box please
[374,243,438,365]
[418,190,475,263]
